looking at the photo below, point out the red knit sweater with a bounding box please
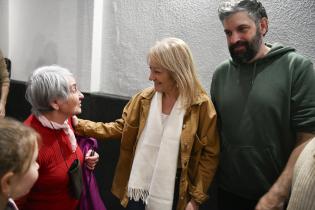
[18,115,84,210]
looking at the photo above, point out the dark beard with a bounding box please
[228,30,262,64]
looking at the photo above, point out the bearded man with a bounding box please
[210,1,315,210]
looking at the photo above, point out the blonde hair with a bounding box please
[0,118,39,178]
[148,37,206,108]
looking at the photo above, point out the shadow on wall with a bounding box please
[6,80,218,210]
[26,35,58,74]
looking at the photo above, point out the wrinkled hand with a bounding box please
[84,149,99,170]
[0,102,5,118]
[255,191,285,210]
[185,199,199,210]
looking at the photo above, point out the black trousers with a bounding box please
[127,169,181,210]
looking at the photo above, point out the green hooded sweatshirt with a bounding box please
[211,43,315,199]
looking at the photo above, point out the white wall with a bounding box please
[100,0,315,97]
[8,0,93,91]
[2,0,315,96]
[0,0,9,55]
[265,0,315,59]
[101,0,226,96]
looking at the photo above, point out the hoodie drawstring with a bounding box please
[251,62,257,86]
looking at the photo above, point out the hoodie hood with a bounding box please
[230,43,296,66]
[264,43,295,60]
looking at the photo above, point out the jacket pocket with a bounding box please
[188,135,207,176]
[191,134,207,154]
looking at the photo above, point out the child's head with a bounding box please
[0,118,40,203]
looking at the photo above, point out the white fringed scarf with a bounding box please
[36,115,77,152]
[127,92,185,210]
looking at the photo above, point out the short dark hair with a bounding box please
[218,0,268,24]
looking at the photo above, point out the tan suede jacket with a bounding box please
[0,50,9,86]
[76,87,220,210]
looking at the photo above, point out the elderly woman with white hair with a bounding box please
[73,37,220,210]
[17,65,99,210]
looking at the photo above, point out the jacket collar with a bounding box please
[193,92,209,105]
[139,87,209,106]
[140,87,155,99]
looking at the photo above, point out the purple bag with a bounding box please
[76,136,107,210]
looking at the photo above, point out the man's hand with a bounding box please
[255,190,285,210]
[256,133,315,210]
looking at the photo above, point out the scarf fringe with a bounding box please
[127,187,149,202]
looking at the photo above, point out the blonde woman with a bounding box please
[74,37,220,210]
